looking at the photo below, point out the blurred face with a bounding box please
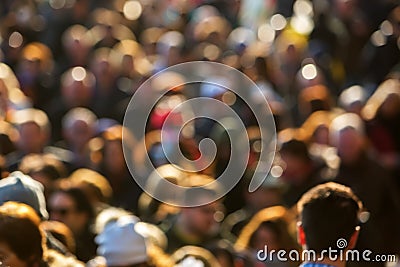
[337,129,364,164]
[48,192,87,235]
[62,81,92,107]
[182,201,220,236]
[251,225,279,251]
[245,188,282,211]
[17,122,46,154]
[64,120,93,149]
[0,242,28,267]
[104,141,126,175]
[280,153,309,184]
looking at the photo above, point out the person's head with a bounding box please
[338,85,367,115]
[179,175,224,237]
[61,67,95,108]
[0,201,44,267]
[48,185,94,235]
[206,240,235,267]
[330,113,365,164]
[18,154,66,198]
[62,25,93,65]
[243,169,284,211]
[62,107,97,150]
[69,168,113,206]
[297,182,362,254]
[172,246,222,267]
[279,139,313,185]
[0,171,48,220]
[102,125,135,176]
[11,108,50,154]
[235,206,297,252]
[95,215,150,267]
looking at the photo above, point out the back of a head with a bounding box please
[280,139,311,162]
[0,171,48,219]
[95,215,148,267]
[297,182,362,253]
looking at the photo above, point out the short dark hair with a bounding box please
[54,186,95,220]
[297,182,362,253]
[280,139,311,162]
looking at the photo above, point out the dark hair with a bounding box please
[19,154,67,181]
[0,202,44,265]
[297,182,362,253]
[280,139,311,162]
[249,219,298,251]
[54,186,95,220]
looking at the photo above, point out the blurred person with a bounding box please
[338,85,368,115]
[38,0,93,62]
[0,63,31,120]
[0,171,73,256]
[56,25,94,75]
[45,66,96,142]
[93,215,153,267]
[0,201,45,267]
[362,5,400,85]
[0,201,84,267]
[222,170,285,243]
[6,108,70,171]
[89,47,129,122]
[16,42,56,109]
[48,185,96,262]
[330,113,400,264]
[89,208,171,267]
[362,79,400,177]
[96,125,141,213]
[162,174,224,253]
[279,139,324,208]
[59,107,98,172]
[154,31,185,72]
[0,171,48,221]
[68,168,113,213]
[19,153,67,199]
[171,245,222,267]
[90,9,135,49]
[297,182,362,267]
[205,240,236,267]
[331,0,372,84]
[297,84,333,125]
[112,39,147,94]
[235,206,299,267]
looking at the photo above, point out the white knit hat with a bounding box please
[95,215,148,266]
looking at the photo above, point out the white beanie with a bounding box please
[95,216,148,266]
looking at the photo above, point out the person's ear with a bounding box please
[348,226,360,249]
[297,221,306,247]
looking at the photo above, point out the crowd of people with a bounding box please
[1,0,400,266]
